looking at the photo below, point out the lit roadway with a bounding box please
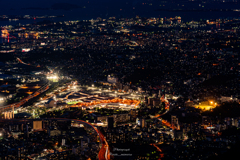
[150,143,164,160]
[55,118,111,160]
[0,84,49,111]
[0,118,110,160]
[149,96,171,160]
[154,96,179,130]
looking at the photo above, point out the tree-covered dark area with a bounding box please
[125,68,163,84]
[207,126,240,160]
[0,53,15,62]
[200,74,238,86]
[202,102,240,119]
[191,73,240,100]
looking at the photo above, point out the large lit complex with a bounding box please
[194,100,218,111]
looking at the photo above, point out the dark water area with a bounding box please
[0,1,240,26]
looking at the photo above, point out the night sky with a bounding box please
[0,0,239,22]
[0,0,237,10]
[1,0,126,8]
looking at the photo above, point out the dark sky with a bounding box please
[0,0,139,7]
[0,0,238,11]
[0,0,88,8]
[0,0,239,22]
[0,0,141,16]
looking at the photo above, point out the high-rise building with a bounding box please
[158,90,162,98]
[62,139,66,146]
[33,121,42,130]
[130,109,137,119]
[148,98,154,105]
[140,118,146,128]
[171,115,179,129]
[18,148,21,159]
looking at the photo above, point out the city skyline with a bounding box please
[0,1,240,159]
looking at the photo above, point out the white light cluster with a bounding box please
[47,75,58,80]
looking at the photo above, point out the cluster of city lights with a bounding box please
[195,100,218,111]
[46,75,58,80]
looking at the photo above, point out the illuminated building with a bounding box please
[1,28,9,38]
[33,121,43,130]
[107,75,118,84]
[171,115,179,129]
[140,118,146,128]
[194,100,218,111]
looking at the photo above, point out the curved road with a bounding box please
[153,97,179,130]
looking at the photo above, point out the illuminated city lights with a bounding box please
[1,4,240,159]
